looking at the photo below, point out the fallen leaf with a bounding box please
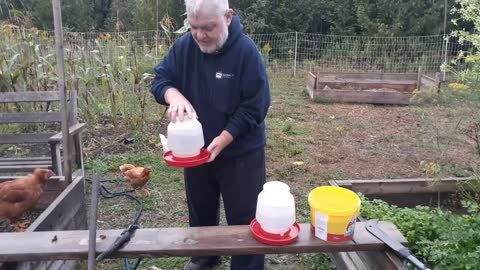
[335,126,344,133]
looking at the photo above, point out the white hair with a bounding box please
[185,0,229,17]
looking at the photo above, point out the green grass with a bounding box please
[325,170,348,181]
[313,97,335,104]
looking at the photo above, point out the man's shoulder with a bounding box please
[232,34,261,57]
[238,34,258,50]
[173,32,194,48]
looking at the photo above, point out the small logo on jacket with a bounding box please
[215,72,234,79]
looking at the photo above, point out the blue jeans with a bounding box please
[184,148,266,270]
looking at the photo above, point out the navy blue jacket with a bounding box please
[151,15,271,159]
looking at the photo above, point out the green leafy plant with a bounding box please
[360,194,480,269]
[409,87,439,104]
[260,43,272,63]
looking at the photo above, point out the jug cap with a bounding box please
[263,181,290,192]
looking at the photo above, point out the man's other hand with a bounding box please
[207,131,234,162]
[165,88,195,122]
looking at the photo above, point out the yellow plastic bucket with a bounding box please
[308,186,361,242]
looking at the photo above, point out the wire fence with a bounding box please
[250,33,473,76]
[5,28,476,78]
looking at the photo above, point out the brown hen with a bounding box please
[119,164,153,197]
[0,168,55,232]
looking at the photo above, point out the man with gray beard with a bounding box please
[151,0,270,269]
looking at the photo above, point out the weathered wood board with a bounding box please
[306,72,440,105]
[0,90,84,180]
[0,221,405,262]
[330,177,471,207]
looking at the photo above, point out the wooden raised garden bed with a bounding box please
[306,72,440,105]
[0,176,87,270]
[330,177,471,207]
[329,177,472,270]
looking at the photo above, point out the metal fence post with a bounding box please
[442,36,448,81]
[294,32,298,77]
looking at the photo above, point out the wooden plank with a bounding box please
[355,250,407,270]
[50,143,61,176]
[47,260,77,270]
[0,164,51,172]
[329,180,352,189]
[67,91,77,125]
[362,193,454,208]
[0,91,60,103]
[334,177,470,195]
[318,79,416,86]
[307,72,317,90]
[312,72,418,81]
[0,112,62,124]
[331,252,371,270]
[48,123,86,142]
[313,89,412,105]
[0,89,81,179]
[73,133,84,177]
[0,133,56,144]
[7,258,78,270]
[0,176,64,182]
[306,72,317,100]
[419,74,440,90]
[0,160,52,166]
[383,251,408,269]
[306,84,315,100]
[317,81,416,92]
[349,217,407,269]
[416,67,422,90]
[352,222,406,245]
[16,261,51,270]
[28,176,86,232]
[0,221,406,262]
[0,157,52,162]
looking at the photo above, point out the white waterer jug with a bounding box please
[167,115,204,158]
[255,181,296,234]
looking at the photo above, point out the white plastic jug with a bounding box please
[167,115,204,158]
[255,181,296,234]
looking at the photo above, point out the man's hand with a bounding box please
[164,88,195,122]
[207,130,234,162]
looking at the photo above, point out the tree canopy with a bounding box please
[0,0,472,35]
